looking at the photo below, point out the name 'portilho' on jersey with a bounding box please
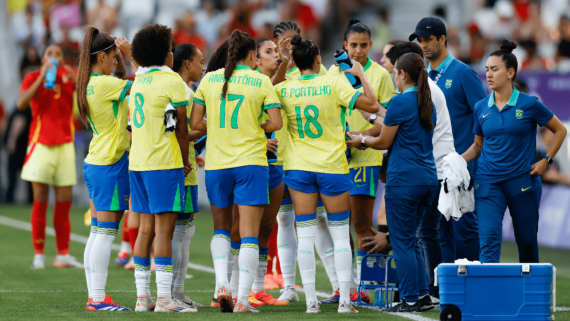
[193,65,281,171]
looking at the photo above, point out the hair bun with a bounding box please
[348,18,361,26]
[290,34,303,47]
[499,39,517,54]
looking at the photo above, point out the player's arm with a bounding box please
[344,62,380,113]
[175,106,191,176]
[115,37,139,70]
[531,115,567,176]
[461,135,484,163]
[271,38,291,86]
[352,126,380,137]
[261,107,282,133]
[189,102,206,131]
[188,128,206,141]
[112,47,127,80]
[17,61,53,110]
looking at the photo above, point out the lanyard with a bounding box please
[431,56,454,84]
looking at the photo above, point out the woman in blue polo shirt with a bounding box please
[352,52,437,313]
[462,40,567,264]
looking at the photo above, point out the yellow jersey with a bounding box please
[328,58,394,168]
[193,65,282,170]
[275,73,361,174]
[84,74,132,166]
[129,68,189,171]
[185,85,198,186]
[285,64,327,81]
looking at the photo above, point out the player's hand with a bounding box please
[344,61,364,77]
[39,60,55,78]
[346,135,365,150]
[63,65,77,84]
[115,37,132,56]
[530,159,549,176]
[362,227,391,254]
[267,139,278,153]
[278,38,292,62]
[183,162,192,177]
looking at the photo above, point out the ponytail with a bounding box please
[223,30,255,98]
[76,26,115,128]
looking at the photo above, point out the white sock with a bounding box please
[277,200,297,289]
[296,213,317,305]
[252,247,269,293]
[328,210,352,304]
[350,251,356,293]
[172,217,194,298]
[230,252,240,297]
[315,211,339,293]
[155,257,173,301]
[237,237,259,306]
[84,218,97,299]
[90,221,118,302]
[120,241,131,254]
[211,230,231,289]
[134,257,151,299]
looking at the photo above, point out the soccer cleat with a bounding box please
[154,298,197,312]
[277,287,299,303]
[248,292,266,306]
[273,274,285,288]
[351,291,370,304]
[264,274,280,290]
[253,290,289,306]
[210,297,219,308]
[338,300,359,313]
[319,290,340,304]
[115,251,130,266]
[86,295,131,311]
[124,257,135,270]
[418,294,435,312]
[31,254,45,269]
[217,285,234,313]
[383,299,419,313]
[174,295,206,308]
[306,301,320,313]
[86,298,94,308]
[233,302,260,313]
[135,296,156,312]
[54,254,84,268]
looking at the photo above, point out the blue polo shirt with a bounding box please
[384,86,438,187]
[473,88,553,184]
[428,55,487,174]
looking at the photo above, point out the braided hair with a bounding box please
[223,30,256,98]
[273,21,301,40]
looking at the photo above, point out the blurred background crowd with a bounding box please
[2,0,570,207]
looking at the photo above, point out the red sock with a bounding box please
[53,201,71,255]
[128,227,139,255]
[31,201,48,255]
[267,224,279,276]
[121,211,130,243]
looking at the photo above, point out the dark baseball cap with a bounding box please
[409,17,447,41]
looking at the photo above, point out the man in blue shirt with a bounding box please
[410,17,486,263]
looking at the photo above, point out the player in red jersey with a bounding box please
[17,44,82,269]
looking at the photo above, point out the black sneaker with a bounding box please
[383,299,419,312]
[418,294,435,312]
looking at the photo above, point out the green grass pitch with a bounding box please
[0,205,568,320]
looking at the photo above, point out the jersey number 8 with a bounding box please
[133,93,145,128]
[295,105,323,139]
[220,94,244,129]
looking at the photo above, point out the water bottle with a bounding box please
[44,57,58,90]
[334,50,362,89]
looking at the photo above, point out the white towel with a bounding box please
[438,152,475,221]
[164,103,177,137]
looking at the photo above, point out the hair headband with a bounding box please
[90,43,115,55]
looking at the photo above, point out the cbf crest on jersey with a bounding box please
[445,79,452,89]
[516,109,523,119]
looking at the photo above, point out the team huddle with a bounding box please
[19,13,566,315]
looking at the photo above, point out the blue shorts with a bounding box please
[283,170,351,196]
[84,152,130,211]
[274,165,288,192]
[184,185,199,214]
[130,168,186,214]
[205,165,269,208]
[349,166,381,197]
[269,165,283,191]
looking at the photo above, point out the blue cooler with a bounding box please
[436,263,556,321]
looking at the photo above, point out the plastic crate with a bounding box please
[436,263,555,321]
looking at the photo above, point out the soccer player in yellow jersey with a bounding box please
[327,19,395,303]
[170,43,207,309]
[77,27,135,311]
[274,34,380,313]
[273,22,327,80]
[190,30,282,313]
[128,24,194,313]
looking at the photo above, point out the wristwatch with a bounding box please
[361,136,368,148]
[369,114,378,125]
[543,155,553,166]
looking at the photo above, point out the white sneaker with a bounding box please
[174,294,206,308]
[306,301,320,313]
[135,296,156,312]
[31,254,45,269]
[277,287,299,302]
[338,300,359,313]
[54,254,84,268]
[155,298,197,312]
